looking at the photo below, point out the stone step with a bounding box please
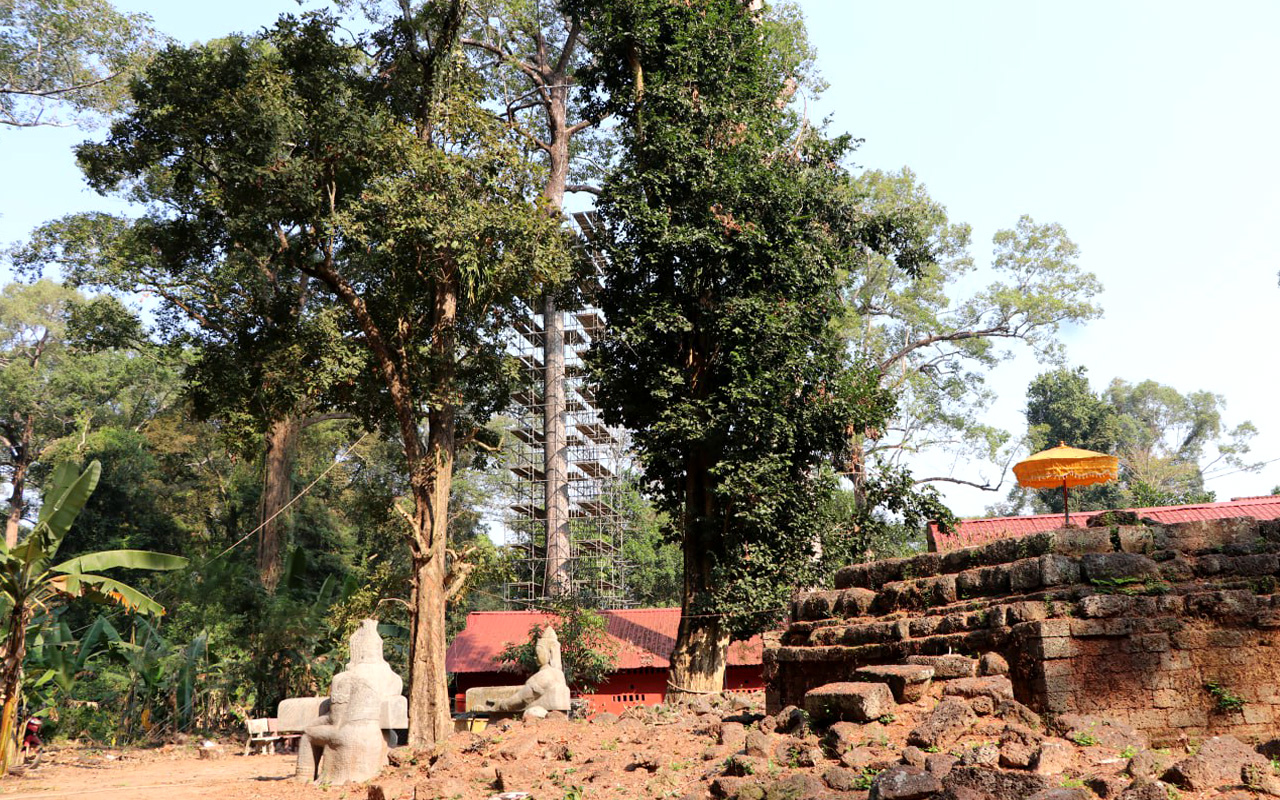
[803,681,895,724]
[903,654,978,679]
[853,664,935,703]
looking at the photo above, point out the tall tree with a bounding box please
[573,0,910,696]
[0,0,161,128]
[462,0,605,596]
[838,169,1102,494]
[0,280,172,548]
[76,11,568,746]
[11,212,365,590]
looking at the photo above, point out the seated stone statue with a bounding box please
[289,620,408,784]
[466,626,571,719]
[299,672,384,784]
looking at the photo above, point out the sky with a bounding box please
[2,1,1278,517]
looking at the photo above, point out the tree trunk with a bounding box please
[406,403,456,748]
[0,602,30,774]
[667,447,729,700]
[543,292,571,597]
[405,272,459,750]
[258,416,300,592]
[3,414,34,548]
[667,536,730,698]
[540,82,573,598]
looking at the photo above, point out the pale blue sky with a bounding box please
[2,1,1277,515]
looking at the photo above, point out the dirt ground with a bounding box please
[0,691,1264,800]
[0,747,300,800]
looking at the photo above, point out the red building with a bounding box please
[446,608,763,715]
[928,494,1280,551]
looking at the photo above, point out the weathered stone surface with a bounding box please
[869,765,942,800]
[904,654,977,679]
[1052,528,1113,556]
[1040,554,1081,585]
[840,746,894,772]
[925,752,957,778]
[1083,775,1129,799]
[805,682,895,724]
[1032,739,1073,775]
[977,652,1008,676]
[1027,790,1088,800]
[773,705,807,734]
[824,721,865,754]
[1055,715,1146,752]
[900,746,926,768]
[941,766,1052,799]
[719,721,746,745]
[958,742,998,766]
[1077,594,1134,618]
[942,676,1014,702]
[1126,749,1170,779]
[998,739,1035,769]
[762,773,824,800]
[855,665,935,703]
[1117,778,1170,800]
[744,729,772,758]
[1163,735,1268,790]
[823,766,863,792]
[1080,552,1161,583]
[907,699,975,750]
[994,699,1042,730]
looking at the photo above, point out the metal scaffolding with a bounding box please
[503,213,632,608]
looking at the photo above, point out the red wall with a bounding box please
[454,665,763,716]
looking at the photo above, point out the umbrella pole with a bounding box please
[1063,480,1070,527]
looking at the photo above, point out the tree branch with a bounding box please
[877,323,1017,372]
[912,475,1005,492]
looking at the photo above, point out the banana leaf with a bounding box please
[53,550,189,574]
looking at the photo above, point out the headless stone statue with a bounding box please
[294,620,407,784]
[467,626,571,719]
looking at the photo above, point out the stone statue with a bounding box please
[286,620,409,785]
[298,672,384,784]
[465,626,571,719]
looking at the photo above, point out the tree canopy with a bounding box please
[0,0,162,127]
[1004,366,1262,513]
[573,0,946,695]
[72,9,569,746]
[837,169,1103,493]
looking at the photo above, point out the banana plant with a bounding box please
[0,461,188,773]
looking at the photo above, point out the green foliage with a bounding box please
[851,767,882,790]
[494,599,618,693]
[839,169,1102,479]
[0,460,186,770]
[0,280,178,541]
[0,0,162,128]
[1000,366,1261,514]
[574,0,938,650]
[1205,680,1245,713]
[1069,731,1100,747]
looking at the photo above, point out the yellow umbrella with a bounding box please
[1012,442,1119,526]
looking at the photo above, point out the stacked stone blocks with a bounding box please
[767,516,1280,744]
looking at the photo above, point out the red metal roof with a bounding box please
[930,495,1280,552]
[446,607,763,674]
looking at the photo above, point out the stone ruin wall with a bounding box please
[766,516,1280,746]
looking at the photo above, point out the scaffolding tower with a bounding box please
[503,213,632,608]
